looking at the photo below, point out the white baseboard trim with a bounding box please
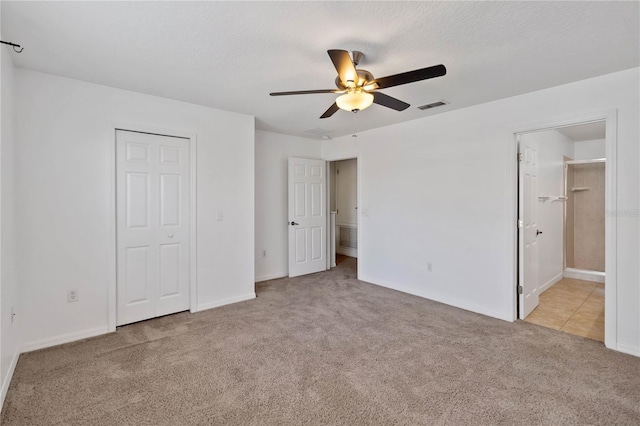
[255,273,287,283]
[539,272,564,294]
[1,349,20,408]
[616,343,640,357]
[358,274,513,322]
[22,326,111,353]
[337,247,357,258]
[564,268,605,283]
[196,293,256,312]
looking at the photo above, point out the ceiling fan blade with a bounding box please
[373,92,410,111]
[328,50,358,86]
[320,102,340,119]
[373,64,446,89]
[270,89,342,96]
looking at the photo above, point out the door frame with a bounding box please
[108,122,198,331]
[509,109,617,349]
[324,155,360,273]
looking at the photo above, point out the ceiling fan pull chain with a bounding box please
[352,112,358,138]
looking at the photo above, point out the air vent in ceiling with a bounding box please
[417,101,448,110]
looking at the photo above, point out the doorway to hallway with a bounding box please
[328,158,358,269]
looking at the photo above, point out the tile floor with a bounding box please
[524,278,604,342]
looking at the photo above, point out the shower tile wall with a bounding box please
[566,163,605,271]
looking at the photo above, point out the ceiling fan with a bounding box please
[270,49,446,119]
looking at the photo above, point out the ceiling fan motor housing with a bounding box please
[335,69,374,89]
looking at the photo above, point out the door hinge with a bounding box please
[518,285,523,295]
[518,219,523,229]
[517,153,524,162]
[336,169,339,174]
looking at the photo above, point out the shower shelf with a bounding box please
[538,195,567,203]
[571,187,590,192]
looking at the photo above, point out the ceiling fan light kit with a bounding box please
[270,49,446,119]
[336,88,374,112]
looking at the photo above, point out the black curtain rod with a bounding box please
[0,40,24,53]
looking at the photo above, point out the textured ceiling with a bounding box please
[2,1,639,139]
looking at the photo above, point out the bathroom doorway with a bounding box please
[517,120,610,343]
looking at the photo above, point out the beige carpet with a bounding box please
[2,256,639,425]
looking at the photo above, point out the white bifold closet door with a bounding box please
[116,130,190,326]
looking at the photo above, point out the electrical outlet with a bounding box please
[427,263,432,272]
[217,211,224,221]
[262,250,267,257]
[68,289,79,302]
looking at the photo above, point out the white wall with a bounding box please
[335,159,358,226]
[322,68,640,355]
[15,69,255,349]
[574,138,606,160]
[521,130,574,292]
[254,130,322,282]
[329,161,336,211]
[1,25,21,404]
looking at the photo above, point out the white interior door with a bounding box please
[519,135,540,319]
[288,157,326,278]
[116,130,190,326]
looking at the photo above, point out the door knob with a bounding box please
[168,234,174,238]
[290,221,299,226]
[536,230,543,236]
